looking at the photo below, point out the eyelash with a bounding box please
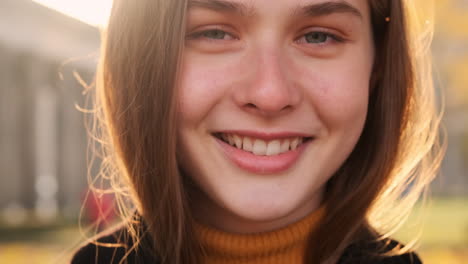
[298,31,345,44]
[187,28,345,45]
[187,28,237,42]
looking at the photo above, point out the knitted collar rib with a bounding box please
[194,206,326,264]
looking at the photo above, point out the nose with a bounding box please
[234,48,301,117]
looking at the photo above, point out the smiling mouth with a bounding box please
[213,133,313,156]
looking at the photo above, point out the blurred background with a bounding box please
[0,0,466,263]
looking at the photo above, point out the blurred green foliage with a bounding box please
[395,198,468,264]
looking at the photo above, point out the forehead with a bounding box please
[187,0,369,20]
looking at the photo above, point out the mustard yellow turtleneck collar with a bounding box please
[194,206,326,264]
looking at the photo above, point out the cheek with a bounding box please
[296,57,371,130]
[177,60,220,124]
[177,53,245,124]
[323,70,369,123]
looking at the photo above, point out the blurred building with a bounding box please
[0,0,99,223]
[0,0,466,225]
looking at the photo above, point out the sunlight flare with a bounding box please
[33,0,113,27]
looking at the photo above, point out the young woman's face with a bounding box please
[177,0,374,233]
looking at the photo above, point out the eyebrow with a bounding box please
[188,0,363,20]
[294,1,363,20]
[188,0,256,17]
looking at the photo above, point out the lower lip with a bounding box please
[214,137,310,174]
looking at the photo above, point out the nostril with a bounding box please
[244,103,292,115]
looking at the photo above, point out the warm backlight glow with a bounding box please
[33,0,113,27]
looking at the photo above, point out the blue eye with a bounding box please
[189,29,234,41]
[201,29,228,39]
[304,32,331,44]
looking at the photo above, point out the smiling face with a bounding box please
[177,0,374,233]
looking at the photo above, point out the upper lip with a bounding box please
[213,130,314,141]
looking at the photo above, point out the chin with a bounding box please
[209,183,323,233]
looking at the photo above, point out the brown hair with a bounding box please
[87,0,443,263]
[308,0,443,262]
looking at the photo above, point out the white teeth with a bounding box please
[233,134,242,149]
[266,140,281,156]
[243,137,253,152]
[291,137,299,150]
[280,139,290,153]
[220,133,306,156]
[228,134,235,146]
[252,139,267,155]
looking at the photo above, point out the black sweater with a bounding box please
[71,227,422,264]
